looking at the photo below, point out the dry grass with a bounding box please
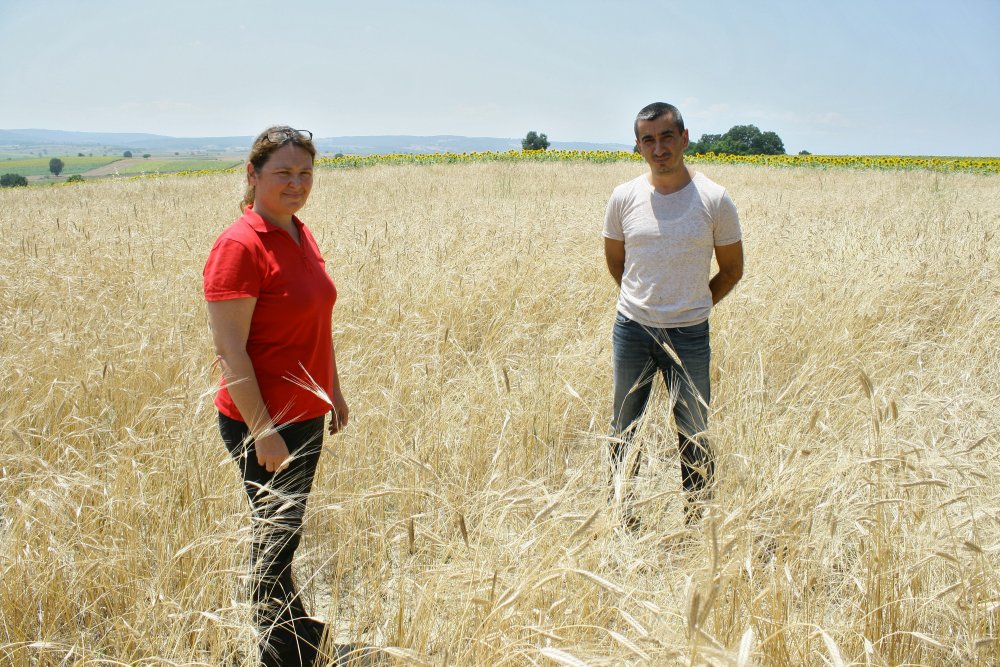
[1,162,998,666]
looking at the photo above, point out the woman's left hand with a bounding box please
[329,388,350,435]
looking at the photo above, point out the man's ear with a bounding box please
[246,162,257,185]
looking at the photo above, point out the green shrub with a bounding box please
[1,173,28,187]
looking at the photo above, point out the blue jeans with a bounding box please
[610,312,714,510]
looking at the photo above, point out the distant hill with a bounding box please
[0,129,631,155]
[0,129,253,153]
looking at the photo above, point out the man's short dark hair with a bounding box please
[634,102,684,138]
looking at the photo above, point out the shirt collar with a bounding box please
[240,206,304,234]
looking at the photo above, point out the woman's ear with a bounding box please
[246,162,257,185]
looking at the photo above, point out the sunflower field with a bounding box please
[314,149,1000,175]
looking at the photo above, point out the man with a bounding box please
[603,102,744,527]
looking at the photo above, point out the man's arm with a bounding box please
[604,237,625,287]
[710,240,744,305]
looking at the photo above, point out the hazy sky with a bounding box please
[2,0,998,155]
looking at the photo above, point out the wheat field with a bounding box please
[1,161,997,666]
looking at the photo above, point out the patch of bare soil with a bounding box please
[83,159,138,177]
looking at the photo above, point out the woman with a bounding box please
[203,126,348,667]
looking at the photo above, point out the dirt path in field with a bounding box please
[83,159,139,177]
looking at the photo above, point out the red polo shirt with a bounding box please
[204,207,337,424]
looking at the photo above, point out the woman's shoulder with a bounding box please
[211,212,264,248]
[206,226,266,283]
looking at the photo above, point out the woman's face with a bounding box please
[248,143,314,221]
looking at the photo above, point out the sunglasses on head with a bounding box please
[265,128,312,143]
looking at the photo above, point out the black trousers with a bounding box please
[219,413,327,667]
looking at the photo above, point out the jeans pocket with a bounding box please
[614,312,631,326]
[674,320,710,337]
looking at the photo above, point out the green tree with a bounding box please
[754,131,785,155]
[687,133,722,155]
[66,174,85,183]
[143,153,151,159]
[1,173,28,187]
[123,150,132,158]
[721,125,761,154]
[686,125,785,156]
[49,158,65,176]
[521,131,550,151]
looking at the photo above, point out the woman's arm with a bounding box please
[207,297,290,472]
[328,341,349,435]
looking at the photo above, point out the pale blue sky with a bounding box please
[1,0,997,155]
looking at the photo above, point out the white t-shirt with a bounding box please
[603,171,742,327]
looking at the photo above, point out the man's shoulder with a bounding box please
[689,171,736,211]
[690,171,727,196]
[610,173,649,199]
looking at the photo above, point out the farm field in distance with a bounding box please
[0,155,122,178]
[0,160,997,665]
[0,154,243,183]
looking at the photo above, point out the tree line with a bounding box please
[522,125,790,156]
[686,124,785,156]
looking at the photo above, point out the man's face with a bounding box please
[635,114,689,175]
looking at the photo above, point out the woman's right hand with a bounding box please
[255,431,291,473]
[209,298,289,473]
